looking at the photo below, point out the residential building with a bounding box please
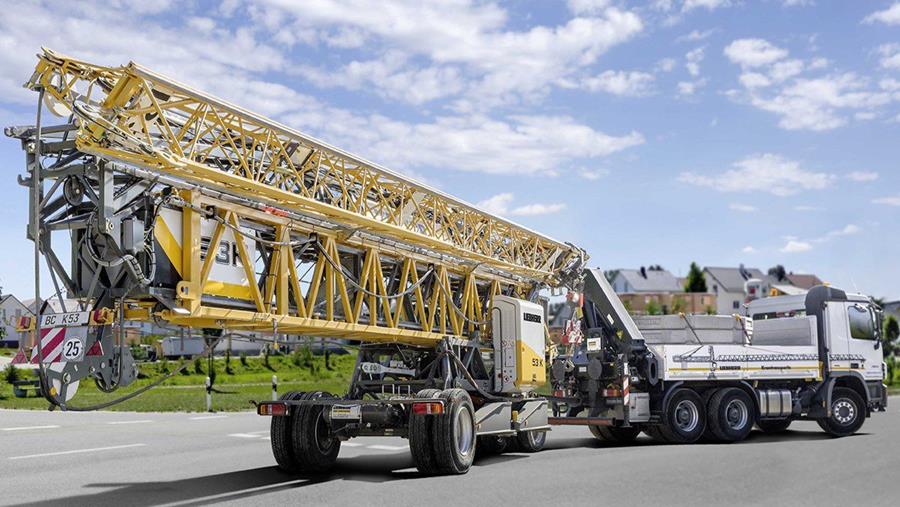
[703,265,779,316]
[0,294,30,348]
[785,273,824,290]
[608,266,683,294]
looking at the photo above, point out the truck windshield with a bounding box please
[848,305,876,340]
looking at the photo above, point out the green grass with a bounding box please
[0,351,357,412]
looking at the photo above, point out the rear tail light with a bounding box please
[411,402,443,415]
[258,402,289,416]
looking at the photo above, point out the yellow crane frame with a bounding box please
[24,49,584,345]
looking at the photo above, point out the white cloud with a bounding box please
[794,205,821,212]
[873,195,900,206]
[656,58,677,72]
[781,240,812,253]
[677,78,707,95]
[685,46,705,77]
[783,0,814,6]
[678,153,834,196]
[677,29,715,43]
[739,72,772,88]
[744,73,891,131]
[724,38,788,68]
[742,246,757,253]
[567,0,611,15]
[292,113,645,176]
[476,193,514,215]
[825,224,861,238]
[260,0,644,109]
[582,70,655,96]
[847,171,879,182]
[579,168,611,180]
[877,44,900,70]
[476,193,566,216]
[683,0,731,11]
[729,203,758,212]
[298,52,464,105]
[863,3,900,25]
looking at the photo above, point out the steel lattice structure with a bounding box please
[15,48,585,345]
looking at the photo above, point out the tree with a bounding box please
[883,314,900,357]
[684,262,707,293]
[768,264,787,282]
[645,300,662,316]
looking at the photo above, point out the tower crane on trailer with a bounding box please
[7,49,887,476]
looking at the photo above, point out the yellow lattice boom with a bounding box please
[24,48,585,345]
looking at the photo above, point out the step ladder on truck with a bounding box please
[7,49,888,476]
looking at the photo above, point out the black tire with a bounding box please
[270,391,305,472]
[290,391,341,473]
[756,418,792,433]
[706,388,754,443]
[658,388,706,444]
[589,425,641,443]
[430,389,477,474]
[476,435,509,456]
[817,387,866,437]
[643,425,668,443]
[516,429,547,452]
[409,389,441,474]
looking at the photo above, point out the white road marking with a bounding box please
[229,433,262,438]
[189,415,227,421]
[107,420,153,425]
[8,443,146,461]
[367,445,408,452]
[1,425,60,432]
[342,442,363,447]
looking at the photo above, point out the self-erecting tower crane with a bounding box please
[8,49,585,474]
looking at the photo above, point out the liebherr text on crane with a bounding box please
[7,49,887,475]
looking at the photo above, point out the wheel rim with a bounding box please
[314,410,336,453]
[832,398,856,426]
[454,406,474,457]
[529,430,546,446]
[674,399,700,433]
[725,399,749,430]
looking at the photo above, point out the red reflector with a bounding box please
[411,402,443,415]
[259,402,288,416]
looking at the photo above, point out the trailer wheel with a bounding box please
[409,389,442,474]
[589,425,641,443]
[270,391,305,472]
[659,388,706,444]
[516,429,547,452]
[290,391,341,474]
[477,435,509,456]
[430,389,477,474]
[817,387,865,437]
[756,418,792,433]
[707,388,754,442]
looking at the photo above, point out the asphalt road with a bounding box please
[1,399,898,507]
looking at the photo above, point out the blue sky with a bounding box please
[0,0,898,299]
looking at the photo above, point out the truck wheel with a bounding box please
[589,425,641,443]
[659,388,706,444]
[516,430,547,452]
[431,389,477,474]
[290,391,341,473]
[409,389,441,474]
[817,387,865,437]
[477,435,509,456]
[756,418,792,433]
[271,391,306,472]
[707,388,754,443]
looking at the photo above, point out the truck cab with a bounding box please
[749,288,888,411]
